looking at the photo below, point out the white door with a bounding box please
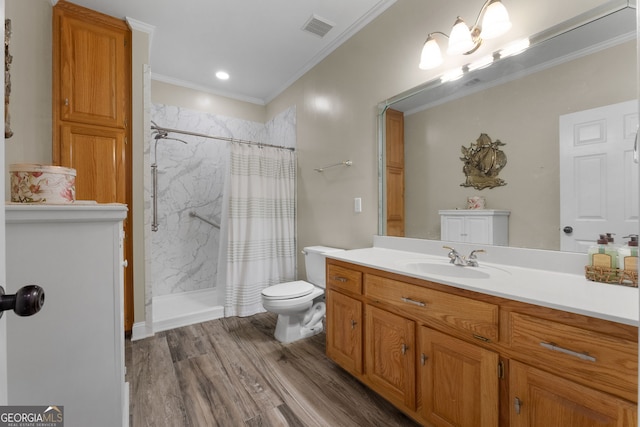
[560,100,639,252]
[0,0,7,406]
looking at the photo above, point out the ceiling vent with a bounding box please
[302,15,335,38]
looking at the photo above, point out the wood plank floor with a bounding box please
[126,312,421,427]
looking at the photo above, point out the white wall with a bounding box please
[4,0,52,197]
[266,0,608,275]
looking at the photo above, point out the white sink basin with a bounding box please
[399,260,511,280]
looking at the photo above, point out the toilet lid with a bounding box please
[262,281,314,299]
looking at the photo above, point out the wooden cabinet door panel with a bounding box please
[386,166,404,237]
[60,124,126,203]
[326,290,363,374]
[420,327,499,427]
[509,312,637,402]
[57,9,127,128]
[327,263,363,295]
[510,360,637,427]
[365,274,499,341]
[365,305,416,410]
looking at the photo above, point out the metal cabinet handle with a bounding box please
[64,98,69,106]
[514,397,522,415]
[540,341,596,362]
[401,343,408,355]
[331,276,348,283]
[420,353,428,365]
[401,296,426,307]
[350,319,357,330]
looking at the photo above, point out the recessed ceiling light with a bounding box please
[215,71,230,80]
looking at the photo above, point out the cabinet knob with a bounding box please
[401,343,408,355]
[64,98,69,106]
[122,259,129,268]
[350,319,357,330]
[563,226,573,234]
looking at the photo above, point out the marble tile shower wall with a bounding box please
[147,104,296,298]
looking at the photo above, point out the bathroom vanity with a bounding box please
[325,237,638,427]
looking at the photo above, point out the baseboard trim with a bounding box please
[130,321,153,341]
[152,288,224,333]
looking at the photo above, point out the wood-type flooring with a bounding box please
[126,312,421,427]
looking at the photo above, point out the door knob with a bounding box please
[563,226,573,234]
[0,285,45,318]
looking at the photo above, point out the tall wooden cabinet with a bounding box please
[53,0,133,333]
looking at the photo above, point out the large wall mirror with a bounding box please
[378,0,638,253]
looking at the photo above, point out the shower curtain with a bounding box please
[220,143,296,317]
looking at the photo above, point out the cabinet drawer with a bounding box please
[509,312,638,402]
[327,264,363,294]
[365,274,498,341]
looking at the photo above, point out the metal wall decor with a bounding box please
[460,133,507,190]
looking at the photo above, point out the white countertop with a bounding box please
[6,202,127,223]
[327,245,639,327]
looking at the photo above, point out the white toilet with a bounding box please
[261,246,343,343]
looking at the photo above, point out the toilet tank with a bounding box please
[304,246,344,288]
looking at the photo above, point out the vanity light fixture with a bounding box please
[419,0,511,70]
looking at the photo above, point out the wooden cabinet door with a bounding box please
[510,360,637,427]
[59,123,126,204]
[55,5,128,129]
[326,290,363,374]
[365,305,416,410]
[420,327,499,427]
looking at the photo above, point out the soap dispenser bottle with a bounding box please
[588,234,617,269]
[617,235,638,271]
[606,233,620,251]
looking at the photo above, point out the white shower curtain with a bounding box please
[220,143,296,317]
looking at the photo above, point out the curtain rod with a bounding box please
[151,124,295,151]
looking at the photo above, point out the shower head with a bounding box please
[151,121,188,144]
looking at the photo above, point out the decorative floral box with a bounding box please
[10,164,76,203]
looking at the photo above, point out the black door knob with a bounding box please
[563,226,573,234]
[0,285,45,318]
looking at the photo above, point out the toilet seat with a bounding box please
[261,280,314,300]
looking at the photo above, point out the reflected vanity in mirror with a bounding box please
[378,0,638,253]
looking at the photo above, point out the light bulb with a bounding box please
[419,35,443,70]
[481,0,511,39]
[447,17,475,55]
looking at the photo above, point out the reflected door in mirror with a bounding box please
[560,100,639,253]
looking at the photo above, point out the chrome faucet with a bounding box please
[443,246,485,267]
[466,249,486,267]
[443,246,466,266]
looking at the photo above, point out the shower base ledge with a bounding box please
[152,288,224,333]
